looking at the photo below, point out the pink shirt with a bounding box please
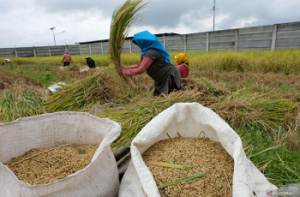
[122,56,154,76]
[63,54,71,62]
[176,64,189,78]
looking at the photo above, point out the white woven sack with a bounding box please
[0,112,121,197]
[119,103,278,197]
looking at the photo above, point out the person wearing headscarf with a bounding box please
[3,59,11,66]
[118,30,181,96]
[85,56,96,68]
[62,51,71,66]
[175,53,189,78]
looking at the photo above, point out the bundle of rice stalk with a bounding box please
[0,88,46,122]
[44,71,122,111]
[98,91,202,150]
[210,88,297,130]
[109,0,147,75]
[181,77,229,96]
[142,137,234,197]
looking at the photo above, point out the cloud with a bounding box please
[33,0,124,16]
[0,0,299,48]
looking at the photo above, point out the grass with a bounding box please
[236,125,300,186]
[1,50,300,188]
[1,63,61,87]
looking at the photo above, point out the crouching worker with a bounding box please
[62,51,71,66]
[3,59,12,66]
[85,56,95,68]
[175,53,189,78]
[117,30,181,96]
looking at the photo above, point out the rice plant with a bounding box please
[0,88,46,122]
[109,0,147,74]
[5,50,300,74]
[44,71,119,111]
[98,91,202,150]
[210,88,297,130]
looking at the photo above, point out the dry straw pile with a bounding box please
[45,71,122,111]
[142,136,234,197]
[100,91,202,150]
[5,143,98,185]
[44,70,151,112]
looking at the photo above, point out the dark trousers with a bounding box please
[153,75,180,96]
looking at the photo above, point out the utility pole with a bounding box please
[213,0,216,31]
[49,27,65,46]
[50,27,56,45]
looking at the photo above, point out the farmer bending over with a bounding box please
[3,59,11,66]
[85,56,95,68]
[175,53,189,78]
[117,30,181,96]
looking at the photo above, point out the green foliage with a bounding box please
[0,88,46,122]
[2,63,17,71]
[1,63,62,87]
[8,63,17,70]
[19,69,60,87]
[236,125,300,187]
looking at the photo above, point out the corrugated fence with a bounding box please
[1,21,299,58]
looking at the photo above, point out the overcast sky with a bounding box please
[1,0,299,48]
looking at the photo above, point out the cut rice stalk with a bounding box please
[146,161,193,170]
[158,171,207,189]
[109,0,147,75]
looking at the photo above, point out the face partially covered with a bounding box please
[133,30,170,63]
[175,53,189,65]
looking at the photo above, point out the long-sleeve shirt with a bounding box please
[122,57,154,76]
[122,49,181,95]
[176,64,189,78]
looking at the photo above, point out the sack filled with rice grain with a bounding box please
[119,103,277,197]
[0,112,120,197]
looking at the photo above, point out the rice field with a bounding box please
[0,50,300,188]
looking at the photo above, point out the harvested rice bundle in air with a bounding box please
[5,143,98,185]
[142,137,234,197]
[109,0,147,75]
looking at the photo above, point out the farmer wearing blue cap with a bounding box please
[118,30,181,96]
